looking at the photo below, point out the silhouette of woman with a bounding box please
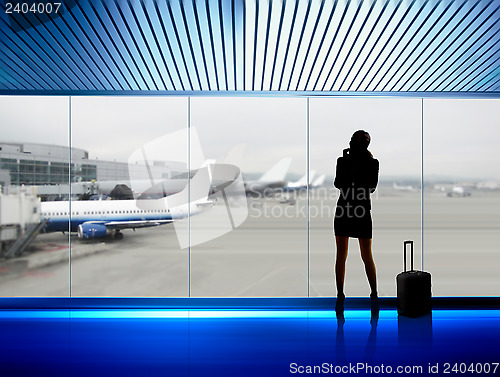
[334,130,379,312]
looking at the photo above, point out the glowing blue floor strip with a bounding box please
[0,309,498,319]
[70,310,338,319]
[0,310,70,319]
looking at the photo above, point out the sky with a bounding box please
[0,96,499,181]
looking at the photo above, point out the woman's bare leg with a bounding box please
[358,238,377,295]
[335,236,349,296]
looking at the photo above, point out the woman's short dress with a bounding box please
[334,205,373,239]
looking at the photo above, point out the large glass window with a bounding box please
[49,161,69,184]
[1,158,19,185]
[75,164,97,182]
[1,95,498,298]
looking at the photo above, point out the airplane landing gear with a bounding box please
[113,231,124,240]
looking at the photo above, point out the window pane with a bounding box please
[70,97,189,297]
[310,98,422,297]
[190,97,308,297]
[0,96,70,297]
[424,99,500,296]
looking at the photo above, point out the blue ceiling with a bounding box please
[0,0,499,95]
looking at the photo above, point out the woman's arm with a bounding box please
[334,157,349,190]
[368,159,379,193]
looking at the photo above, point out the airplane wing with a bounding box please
[83,219,176,231]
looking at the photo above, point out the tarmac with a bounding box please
[0,187,498,298]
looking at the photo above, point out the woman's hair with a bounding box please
[349,130,371,150]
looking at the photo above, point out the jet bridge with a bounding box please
[0,190,42,258]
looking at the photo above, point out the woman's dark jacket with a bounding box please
[334,149,379,212]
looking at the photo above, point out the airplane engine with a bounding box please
[77,223,109,239]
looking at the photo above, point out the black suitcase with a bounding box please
[396,240,432,317]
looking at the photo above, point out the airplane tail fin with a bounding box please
[308,170,317,185]
[312,174,325,187]
[294,172,308,186]
[223,144,246,165]
[258,157,292,183]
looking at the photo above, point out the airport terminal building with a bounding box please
[0,142,182,188]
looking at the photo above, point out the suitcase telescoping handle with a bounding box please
[404,240,414,272]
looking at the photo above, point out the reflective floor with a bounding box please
[0,308,499,376]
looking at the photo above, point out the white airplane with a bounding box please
[476,181,499,190]
[284,170,317,191]
[447,185,471,197]
[393,182,416,191]
[311,174,326,188]
[40,169,213,240]
[244,157,292,195]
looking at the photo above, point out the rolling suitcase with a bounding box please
[396,240,432,317]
